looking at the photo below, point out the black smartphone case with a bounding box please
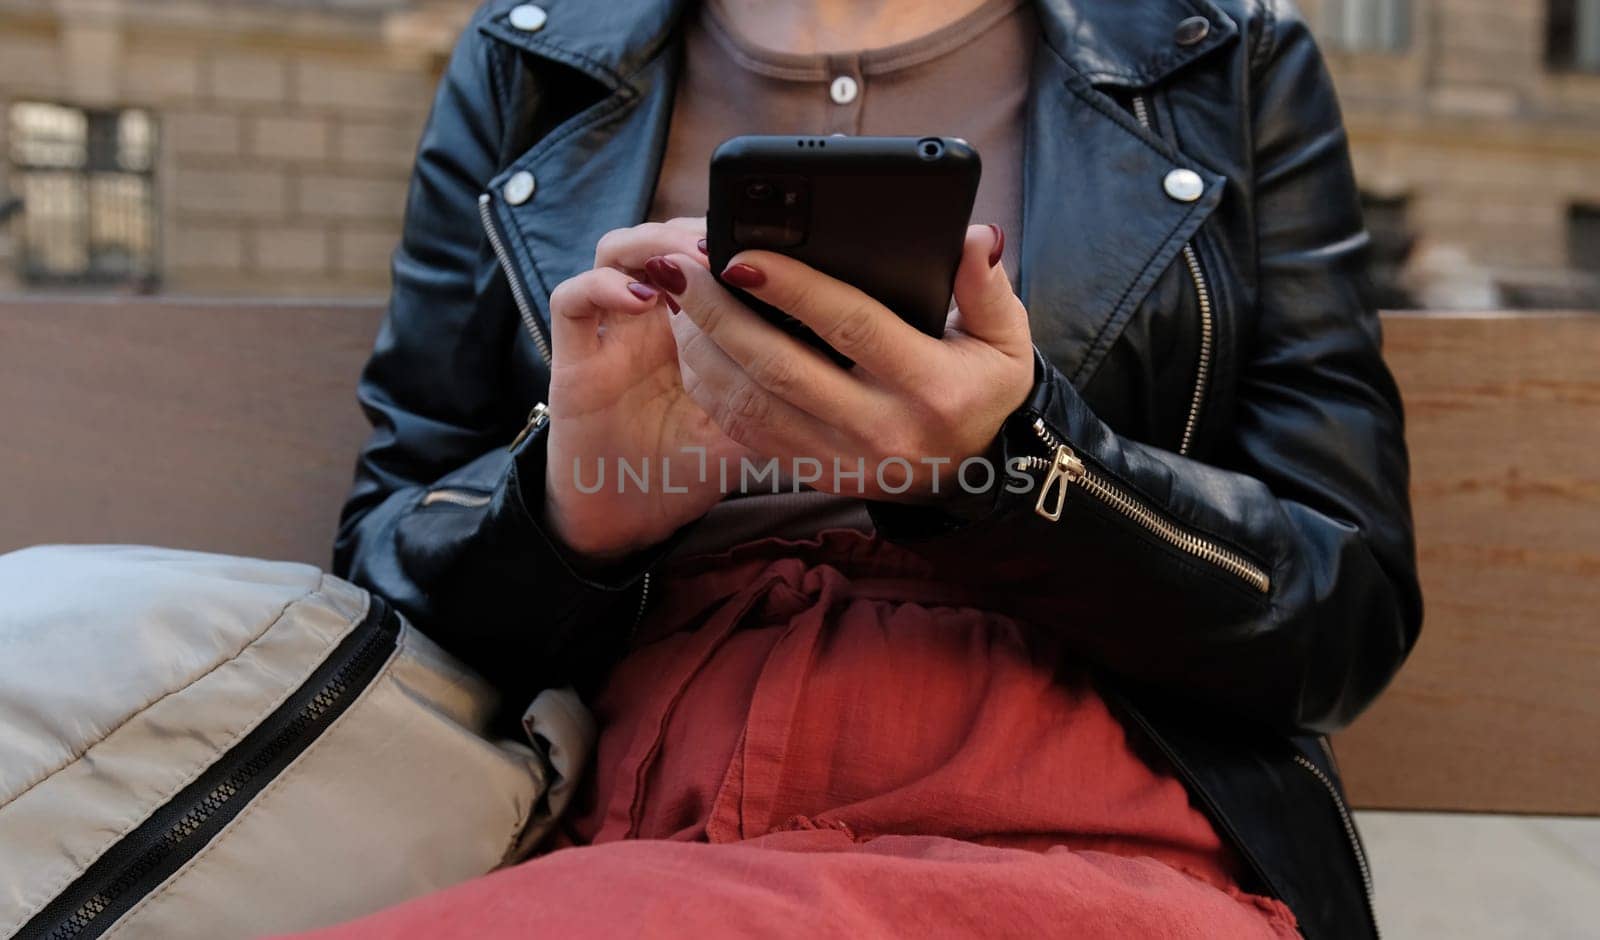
[707,135,981,364]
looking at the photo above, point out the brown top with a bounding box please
[652,0,1037,559]
[650,0,1032,276]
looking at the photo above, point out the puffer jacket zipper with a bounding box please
[16,599,402,940]
[1132,95,1213,458]
[479,192,553,365]
[1020,414,1271,593]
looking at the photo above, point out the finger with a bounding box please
[670,309,842,462]
[719,249,941,389]
[664,216,707,234]
[653,253,885,424]
[948,224,1030,350]
[664,217,709,256]
[594,222,710,273]
[548,267,661,359]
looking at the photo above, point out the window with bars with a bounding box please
[1319,0,1411,52]
[7,102,159,286]
[1548,0,1600,71]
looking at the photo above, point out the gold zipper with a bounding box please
[1032,438,1086,522]
[1175,243,1214,456]
[1024,415,1270,594]
[508,402,550,452]
[478,192,553,365]
[1131,95,1213,457]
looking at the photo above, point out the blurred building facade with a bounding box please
[1293,0,1600,308]
[2,0,1600,306]
[0,0,463,296]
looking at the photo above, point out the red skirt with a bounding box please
[294,531,1298,939]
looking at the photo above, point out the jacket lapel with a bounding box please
[495,50,680,315]
[478,0,686,325]
[1017,37,1227,385]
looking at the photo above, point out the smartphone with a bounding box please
[707,135,981,365]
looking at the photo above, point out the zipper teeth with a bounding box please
[478,193,553,365]
[41,618,396,940]
[1131,94,1152,128]
[1292,753,1381,939]
[1176,243,1213,456]
[1030,418,1270,593]
[626,571,651,647]
[420,489,493,509]
[1130,95,1212,458]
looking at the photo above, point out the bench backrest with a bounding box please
[1,298,1595,814]
[0,299,379,566]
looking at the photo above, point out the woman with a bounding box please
[328,0,1421,936]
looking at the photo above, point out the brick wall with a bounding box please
[0,0,452,297]
[4,1,1600,304]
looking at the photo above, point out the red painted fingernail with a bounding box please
[663,295,681,314]
[721,262,766,289]
[696,238,708,255]
[644,256,687,294]
[986,224,1005,269]
[626,281,658,302]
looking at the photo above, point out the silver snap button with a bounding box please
[829,75,858,105]
[1163,168,1204,203]
[503,170,536,206]
[1175,16,1210,46]
[508,4,547,32]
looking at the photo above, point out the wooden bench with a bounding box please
[2,298,1595,815]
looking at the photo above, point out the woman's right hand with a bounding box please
[544,221,747,563]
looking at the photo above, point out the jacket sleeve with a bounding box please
[332,15,645,702]
[870,4,1422,736]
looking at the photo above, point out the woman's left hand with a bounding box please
[645,224,1034,501]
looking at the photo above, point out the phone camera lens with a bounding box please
[745,181,775,202]
[917,138,945,160]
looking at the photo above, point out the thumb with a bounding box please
[949,224,1029,350]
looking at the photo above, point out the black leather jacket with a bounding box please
[334,1,1422,936]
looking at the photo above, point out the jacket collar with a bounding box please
[481,0,1235,386]
[1033,0,1239,88]
[477,0,688,91]
[479,0,1238,93]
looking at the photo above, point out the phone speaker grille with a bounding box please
[795,138,827,149]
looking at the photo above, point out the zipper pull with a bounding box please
[508,402,550,452]
[1034,444,1084,522]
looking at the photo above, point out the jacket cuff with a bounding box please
[508,420,667,592]
[869,349,1061,542]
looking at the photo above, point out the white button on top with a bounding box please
[503,170,536,205]
[508,4,547,32]
[1163,168,1204,203]
[829,75,859,105]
